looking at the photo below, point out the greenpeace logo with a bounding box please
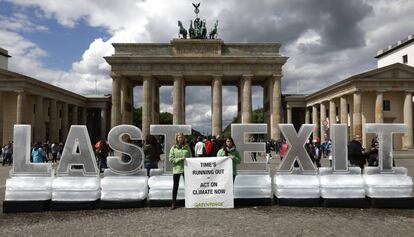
[194,202,224,208]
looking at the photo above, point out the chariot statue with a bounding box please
[177,3,219,40]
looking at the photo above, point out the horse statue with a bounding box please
[178,20,187,39]
[201,20,207,39]
[189,20,195,39]
[209,20,218,39]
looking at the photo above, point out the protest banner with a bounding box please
[184,157,234,208]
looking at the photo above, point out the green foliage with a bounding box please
[133,108,173,127]
[160,112,173,124]
[222,108,264,138]
[252,107,264,123]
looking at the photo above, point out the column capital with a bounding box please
[271,74,282,79]
[376,90,386,93]
[405,90,414,94]
[141,74,153,80]
[242,74,254,78]
[171,74,184,79]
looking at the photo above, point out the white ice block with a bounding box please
[5,175,54,201]
[148,175,185,200]
[100,175,148,201]
[319,167,365,199]
[52,176,101,201]
[363,167,413,198]
[274,169,320,198]
[234,171,272,199]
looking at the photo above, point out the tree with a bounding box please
[222,107,264,138]
[160,112,173,124]
[133,108,173,127]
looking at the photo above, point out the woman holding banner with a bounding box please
[217,137,241,182]
[169,132,192,210]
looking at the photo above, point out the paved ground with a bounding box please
[0,153,414,236]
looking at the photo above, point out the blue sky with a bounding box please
[0,0,413,133]
[0,1,109,71]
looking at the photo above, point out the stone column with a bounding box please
[264,78,273,138]
[81,107,87,125]
[173,75,185,124]
[403,92,413,149]
[305,107,310,124]
[375,91,384,123]
[340,96,347,124]
[72,105,78,125]
[212,75,222,136]
[312,105,319,140]
[142,75,153,138]
[111,77,121,128]
[353,91,362,138]
[329,99,336,126]
[16,90,26,124]
[182,80,186,124]
[152,79,160,124]
[61,102,69,141]
[49,99,58,143]
[121,78,130,124]
[35,95,45,142]
[101,108,107,140]
[237,85,242,121]
[320,102,327,140]
[271,75,282,140]
[0,92,3,146]
[286,104,292,124]
[241,75,252,123]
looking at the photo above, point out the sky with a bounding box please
[0,0,413,134]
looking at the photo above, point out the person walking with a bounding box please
[217,137,241,182]
[169,132,192,210]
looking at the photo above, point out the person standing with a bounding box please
[279,139,289,161]
[205,137,214,157]
[169,132,192,210]
[96,139,110,172]
[51,142,60,163]
[143,135,162,177]
[194,136,205,157]
[348,135,366,170]
[31,142,46,163]
[2,142,13,166]
[217,137,241,182]
[213,135,224,157]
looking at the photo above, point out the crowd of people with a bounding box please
[1,141,64,166]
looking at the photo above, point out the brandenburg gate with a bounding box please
[105,39,287,139]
